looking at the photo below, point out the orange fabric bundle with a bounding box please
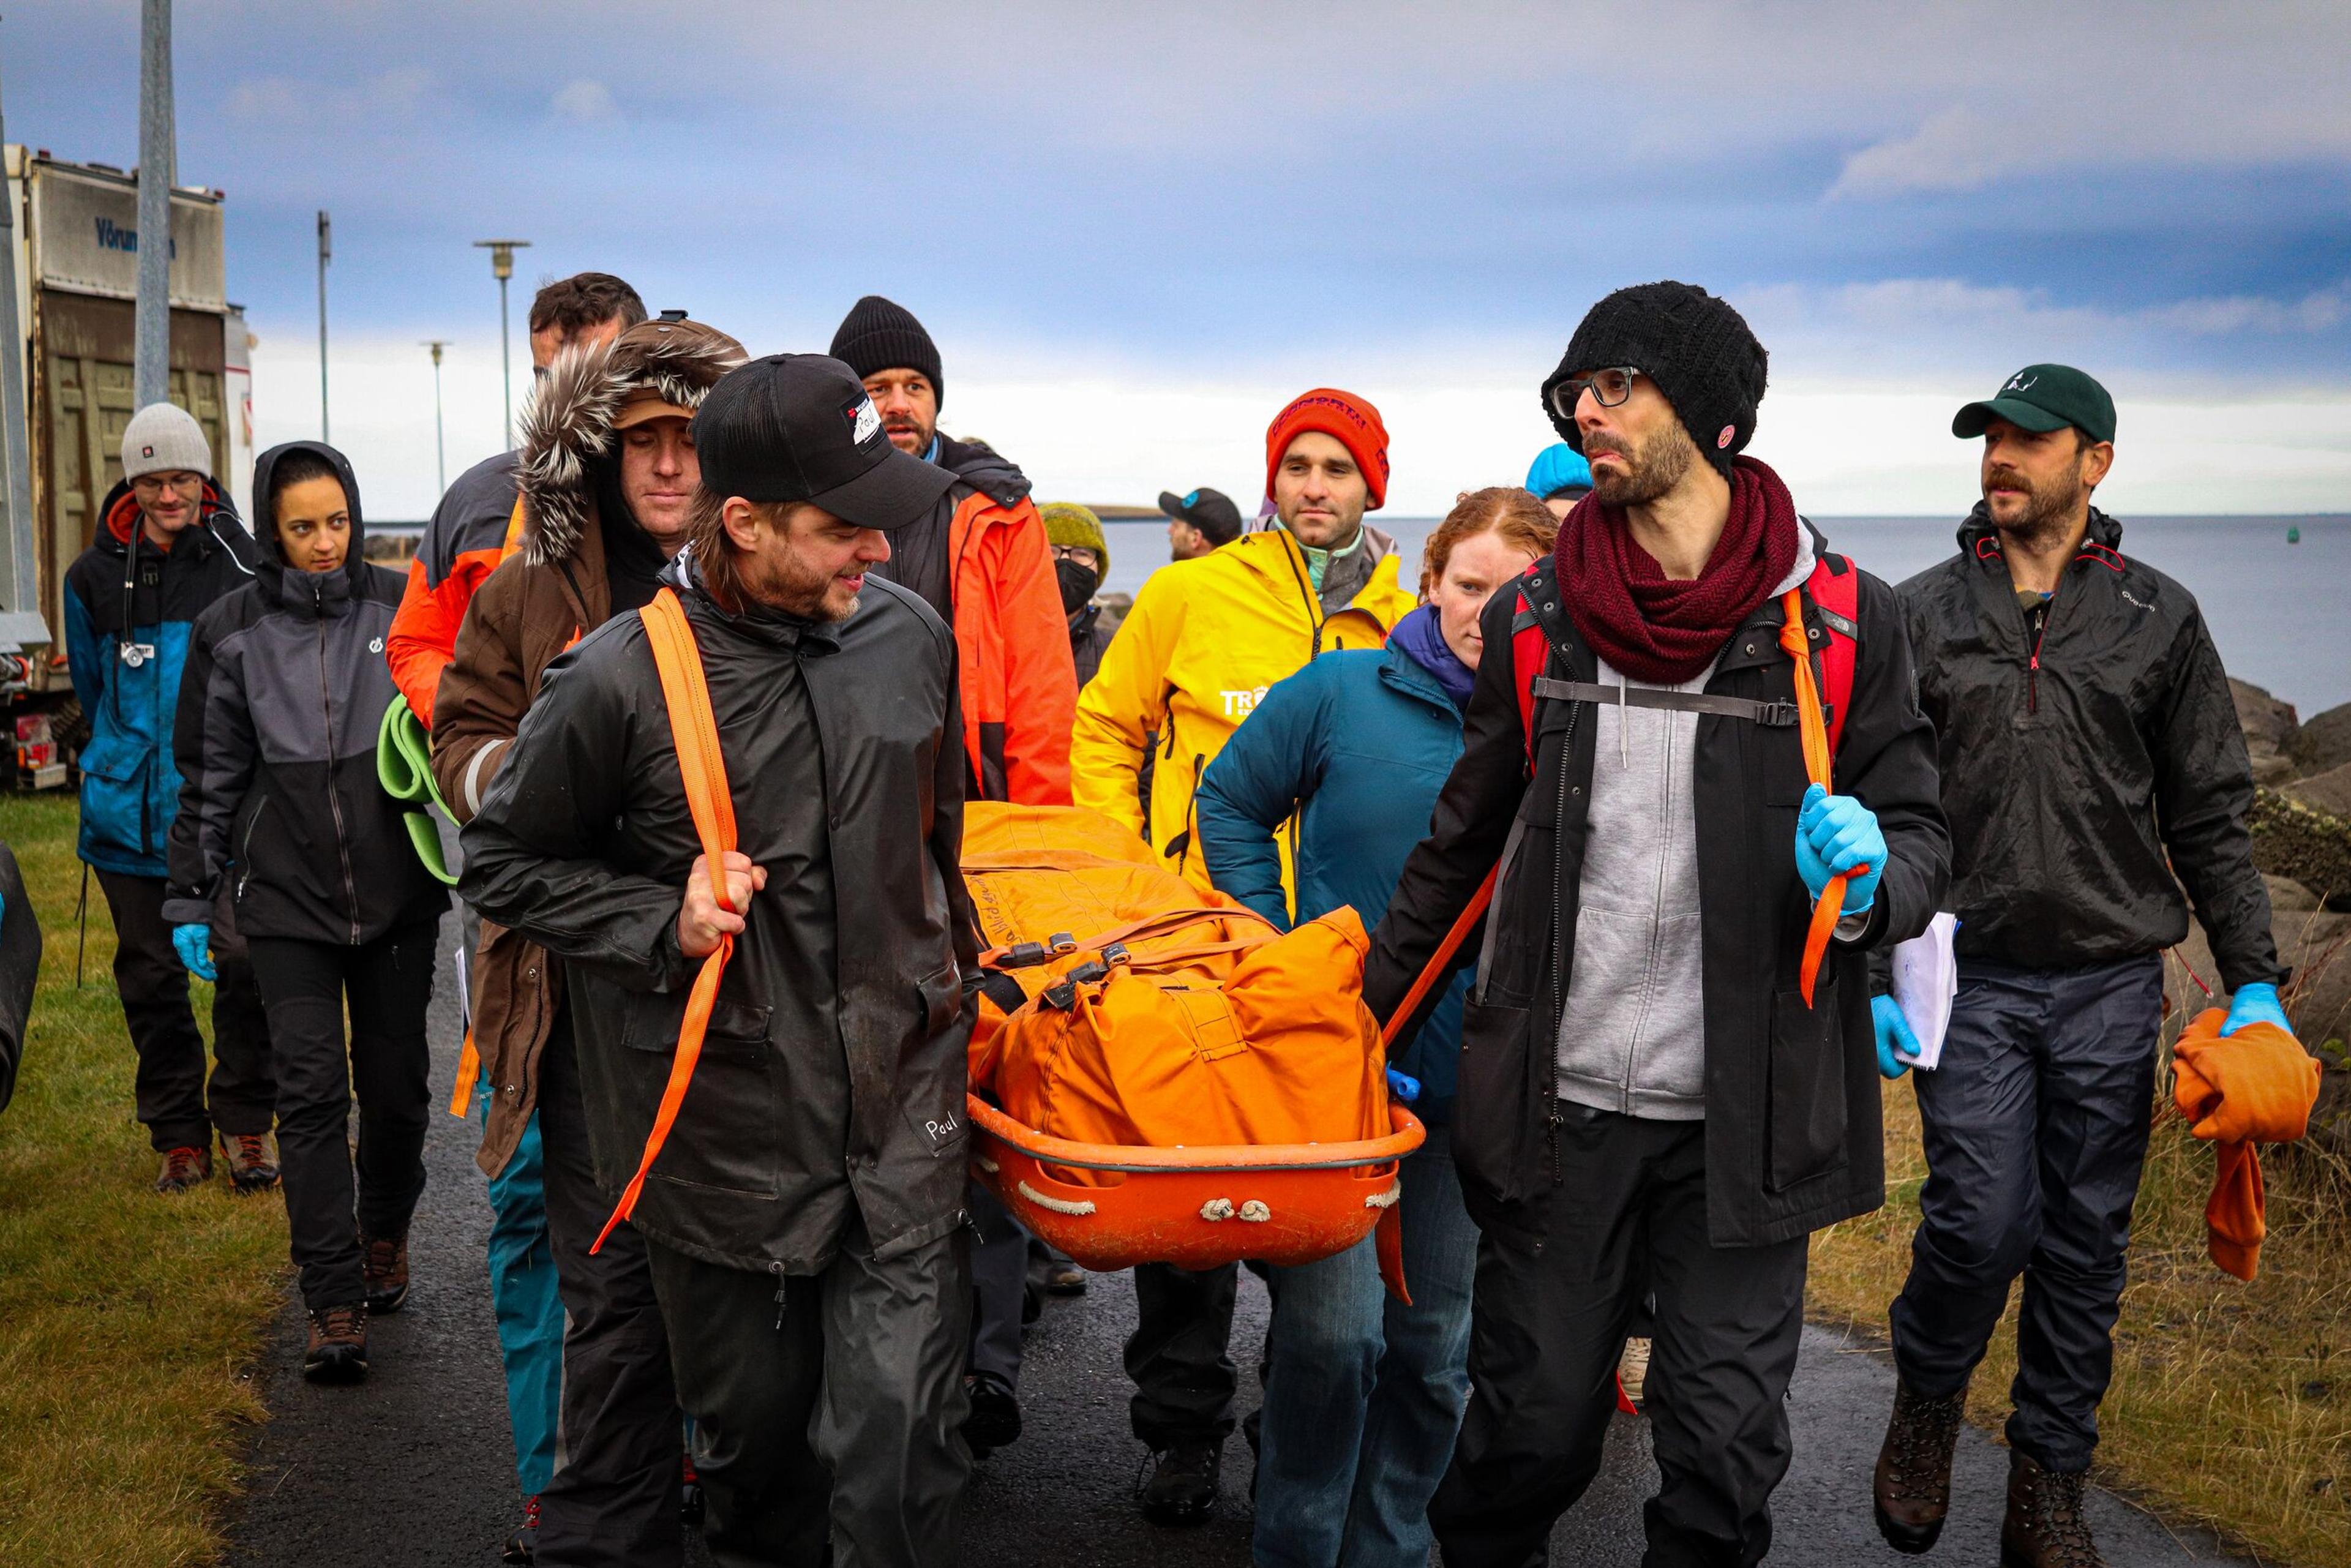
[2171,1008,2320,1281]
[963,802,1389,1185]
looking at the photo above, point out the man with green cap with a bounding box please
[1869,366,2284,1567]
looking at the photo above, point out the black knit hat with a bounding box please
[1541,281,1768,472]
[829,294,945,410]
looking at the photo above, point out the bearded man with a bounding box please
[1867,366,2283,1568]
[460,353,980,1568]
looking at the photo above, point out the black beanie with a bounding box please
[830,294,945,410]
[1540,281,1768,472]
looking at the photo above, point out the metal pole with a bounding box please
[316,211,331,441]
[422,340,451,494]
[473,239,528,449]
[0,58,45,625]
[133,0,174,410]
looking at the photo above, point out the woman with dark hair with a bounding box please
[1196,486,1556,1567]
[165,441,448,1383]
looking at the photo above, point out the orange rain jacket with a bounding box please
[384,452,523,729]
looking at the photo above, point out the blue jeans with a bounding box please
[481,1087,563,1497]
[1253,1124,1479,1568]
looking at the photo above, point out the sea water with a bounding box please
[1097,515,2351,716]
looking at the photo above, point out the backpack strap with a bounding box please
[593,587,740,1253]
[1509,560,1573,770]
[1806,550,1860,757]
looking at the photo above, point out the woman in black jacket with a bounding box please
[165,441,448,1383]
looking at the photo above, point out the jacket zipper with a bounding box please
[317,617,361,943]
[1543,689,1581,1187]
[2023,583,2061,715]
[237,795,271,899]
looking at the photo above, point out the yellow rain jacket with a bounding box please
[1070,525,1417,895]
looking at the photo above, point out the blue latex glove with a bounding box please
[172,922,217,982]
[1385,1067,1422,1103]
[1870,994,1918,1079]
[1796,783,1886,915]
[2221,981,2290,1037]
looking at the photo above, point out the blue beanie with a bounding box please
[1525,443,1592,500]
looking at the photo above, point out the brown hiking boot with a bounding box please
[154,1145,213,1193]
[1873,1378,1968,1553]
[2000,1450,2106,1568]
[220,1131,280,1194]
[302,1302,370,1384]
[361,1229,410,1315]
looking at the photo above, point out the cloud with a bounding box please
[1830,107,2011,198]
[550,79,620,123]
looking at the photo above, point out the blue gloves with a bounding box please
[172,922,217,982]
[2222,981,2290,1037]
[1870,994,1917,1079]
[1796,783,1886,915]
[1385,1067,1422,1103]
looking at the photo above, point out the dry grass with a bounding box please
[0,795,287,1568]
[1809,985,2351,1567]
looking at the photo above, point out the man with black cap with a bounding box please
[829,294,1076,806]
[1158,485,1243,561]
[1362,280,1948,1566]
[1867,367,2282,1567]
[460,351,979,1568]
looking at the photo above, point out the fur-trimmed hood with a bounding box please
[516,318,746,566]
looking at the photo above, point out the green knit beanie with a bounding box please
[1039,501,1109,576]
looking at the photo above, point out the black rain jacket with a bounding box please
[457,558,980,1274]
[1892,506,2281,991]
[1363,534,1950,1247]
[163,442,447,943]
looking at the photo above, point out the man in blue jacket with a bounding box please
[63,402,274,1193]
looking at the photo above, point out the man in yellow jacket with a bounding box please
[1068,386,1417,1526]
[1072,388,1416,901]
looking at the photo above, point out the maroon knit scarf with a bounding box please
[1553,455,1799,684]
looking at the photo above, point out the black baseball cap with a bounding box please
[1157,486,1243,546]
[1952,364,2117,445]
[692,353,956,530]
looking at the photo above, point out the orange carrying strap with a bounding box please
[593,588,740,1253]
[1779,588,1858,1007]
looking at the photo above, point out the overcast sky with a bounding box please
[12,1,2351,517]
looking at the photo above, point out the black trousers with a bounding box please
[1891,955,2164,1474]
[966,1183,1027,1387]
[1429,1107,1809,1568]
[1127,1259,1241,1447]
[646,1221,971,1568]
[95,869,274,1150]
[246,921,437,1311]
[536,1011,687,1568]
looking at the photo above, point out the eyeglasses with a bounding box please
[130,472,203,495]
[1548,367,1641,422]
[1049,544,1100,570]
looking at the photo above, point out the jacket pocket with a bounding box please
[1767,984,1848,1192]
[618,994,781,1196]
[914,962,963,1038]
[1452,998,1534,1207]
[76,730,152,858]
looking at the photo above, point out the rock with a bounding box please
[2268,874,2321,912]
[2253,750,2301,787]
[2232,678,2300,751]
[2289,702,2351,776]
[2286,762,2351,821]
[2251,788,2351,911]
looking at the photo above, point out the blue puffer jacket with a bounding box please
[1196,618,1471,1120]
[63,478,258,876]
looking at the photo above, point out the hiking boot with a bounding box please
[220,1131,280,1195]
[1137,1439,1222,1526]
[360,1228,410,1315]
[680,1449,705,1530]
[500,1495,539,1565]
[1618,1336,1652,1412]
[302,1302,369,1384]
[1041,1258,1088,1296]
[962,1370,1022,1457]
[154,1145,213,1193]
[1873,1378,1968,1554]
[2000,1450,2107,1568]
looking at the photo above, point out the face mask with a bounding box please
[1056,557,1101,615]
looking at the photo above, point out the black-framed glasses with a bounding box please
[1549,366,1640,421]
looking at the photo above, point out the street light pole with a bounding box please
[421,340,451,495]
[471,239,530,448]
[133,0,174,410]
[317,211,331,441]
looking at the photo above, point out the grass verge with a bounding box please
[0,795,286,1568]
[1810,989,2351,1567]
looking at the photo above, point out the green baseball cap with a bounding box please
[1952,363,2116,445]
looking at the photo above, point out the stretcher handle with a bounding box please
[1379,863,1499,1048]
[1779,588,1865,1008]
[967,1093,1425,1173]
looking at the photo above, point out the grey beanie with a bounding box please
[121,402,212,481]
